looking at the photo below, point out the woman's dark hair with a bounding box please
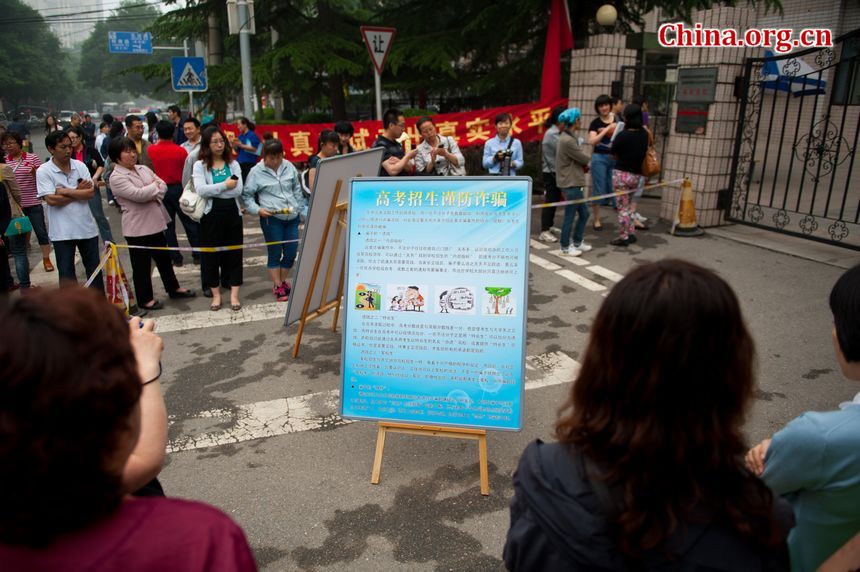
[237,116,255,131]
[1,131,23,148]
[594,94,612,114]
[167,104,181,116]
[108,121,125,141]
[0,287,141,547]
[262,138,284,157]
[622,103,644,130]
[102,113,115,125]
[44,114,58,130]
[334,120,354,136]
[317,129,339,151]
[65,125,85,141]
[830,264,860,362]
[108,137,138,163]
[145,111,158,128]
[555,259,780,555]
[545,105,567,128]
[633,95,648,107]
[415,116,434,132]
[494,112,512,125]
[198,127,233,168]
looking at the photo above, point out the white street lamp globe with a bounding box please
[596,4,618,27]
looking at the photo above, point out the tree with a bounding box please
[0,0,70,108]
[485,287,512,315]
[77,1,174,98]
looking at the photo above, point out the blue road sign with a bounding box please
[108,31,152,54]
[171,57,208,92]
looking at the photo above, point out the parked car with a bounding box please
[57,110,77,128]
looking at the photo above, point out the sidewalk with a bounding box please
[706,223,860,270]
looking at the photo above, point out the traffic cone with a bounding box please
[671,178,704,237]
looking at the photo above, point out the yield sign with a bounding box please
[360,26,396,75]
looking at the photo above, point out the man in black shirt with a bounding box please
[372,108,417,177]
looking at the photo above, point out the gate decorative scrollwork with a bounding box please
[728,29,860,249]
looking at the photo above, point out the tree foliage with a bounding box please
[0,0,70,107]
[144,0,783,119]
[77,1,174,98]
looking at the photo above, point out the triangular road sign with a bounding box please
[360,26,396,75]
[177,63,204,87]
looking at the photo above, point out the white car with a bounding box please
[58,110,77,128]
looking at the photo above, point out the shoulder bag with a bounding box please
[641,129,660,179]
[179,177,206,222]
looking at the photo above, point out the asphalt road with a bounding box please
[23,130,855,571]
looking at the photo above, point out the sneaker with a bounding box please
[549,226,562,236]
[633,212,648,222]
[559,247,583,257]
[573,241,593,253]
[539,230,558,243]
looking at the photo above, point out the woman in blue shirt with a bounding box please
[232,117,260,184]
[193,128,244,312]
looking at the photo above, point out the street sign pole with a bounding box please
[183,39,194,116]
[238,0,254,118]
[374,68,382,122]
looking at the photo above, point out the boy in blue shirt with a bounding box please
[747,264,860,571]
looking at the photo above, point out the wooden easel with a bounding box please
[370,422,490,496]
[291,179,349,358]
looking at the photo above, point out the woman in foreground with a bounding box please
[504,259,794,571]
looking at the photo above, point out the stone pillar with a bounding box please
[568,33,637,194]
[660,6,755,226]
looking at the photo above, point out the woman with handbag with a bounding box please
[108,137,195,311]
[0,162,34,291]
[415,117,466,176]
[1,131,54,271]
[608,104,649,248]
[192,127,244,312]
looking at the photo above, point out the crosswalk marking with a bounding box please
[556,269,607,292]
[166,351,581,453]
[529,239,549,250]
[529,254,561,271]
[547,248,590,266]
[156,255,270,277]
[154,302,285,333]
[586,265,624,282]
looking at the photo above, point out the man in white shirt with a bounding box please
[36,130,103,290]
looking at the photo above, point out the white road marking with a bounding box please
[156,255,270,277]
[529,254,562,271]
[154,302,285,333]
[547,249,590,266]
[167,351,581,453]
[586,265,624,283]
[529,239,549,250]
[556,269,607,292]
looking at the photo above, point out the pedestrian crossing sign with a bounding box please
[171,57,208,92]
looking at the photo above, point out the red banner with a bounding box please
[222,99,567,163]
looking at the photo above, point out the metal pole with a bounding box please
[184,39,194,117]
[374,68,382,121]
[238,0,254,118]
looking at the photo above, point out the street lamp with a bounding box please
[596,4,618,27]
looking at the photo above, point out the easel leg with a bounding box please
[478,433,490,496]
[291,319,306,359]
[370,423,387,485]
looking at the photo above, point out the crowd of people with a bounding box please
[0,260,858,570]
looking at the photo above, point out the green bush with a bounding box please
[254,108,275,122]
[402,108,432,118]
[297,111,331,124]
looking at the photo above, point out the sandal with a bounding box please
[231,303,242,312]
[141,300,163,310]
[592,222,603,231]
[43,258,55,272]
[209,303,222,311]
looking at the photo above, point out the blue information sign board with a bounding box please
[171,57,208,92]
[108,31,152,54]
[341,178,532,431]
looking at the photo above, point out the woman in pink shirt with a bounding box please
[0,287,258,572]
[1,130,53,271]
[108,137,195,310]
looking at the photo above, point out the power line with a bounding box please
[2,1,168,25]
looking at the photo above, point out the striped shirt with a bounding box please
[6,152,42,207]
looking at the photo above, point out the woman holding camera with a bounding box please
[0,287,257,571]
[504,259,794,570]
[193,127,244,312]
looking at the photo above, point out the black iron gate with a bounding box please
[728,29,860,249]
[618,64,677,181]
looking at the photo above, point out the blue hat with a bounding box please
[558,108,581,126]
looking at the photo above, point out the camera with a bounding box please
[496,149,514,176]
